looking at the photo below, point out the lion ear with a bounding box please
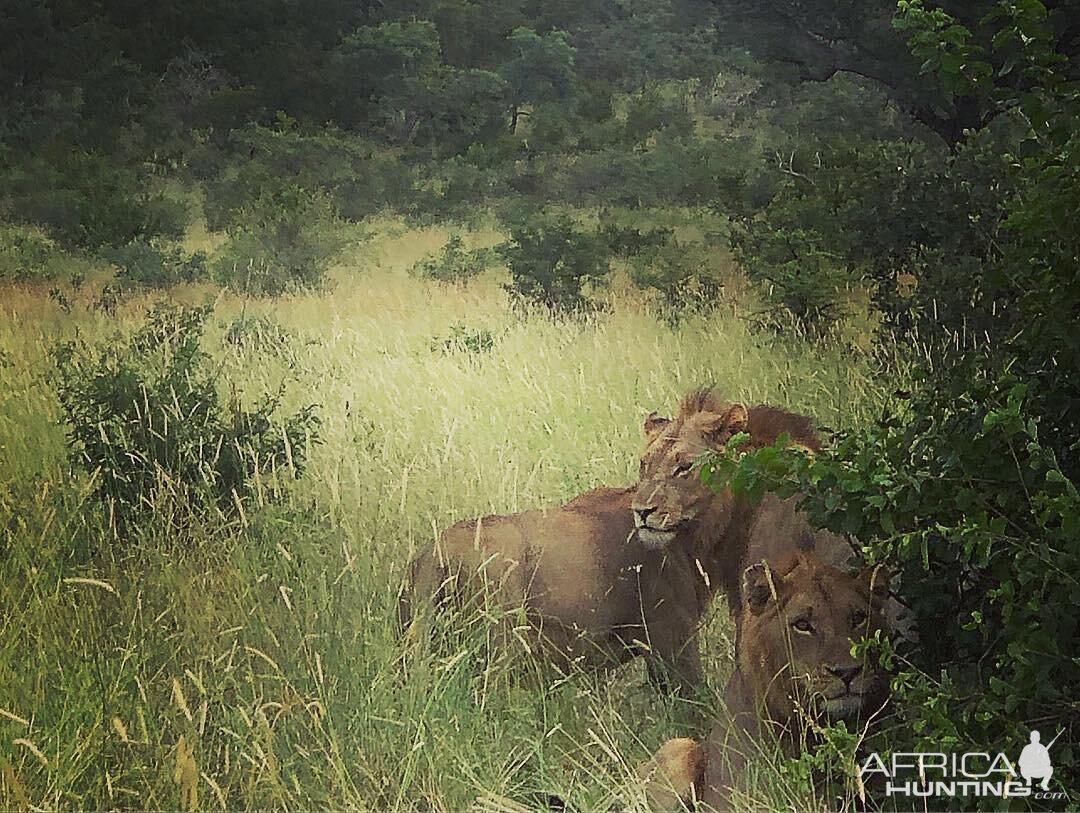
[743,561,779,616]
[859,565,890,604]
[644,411,672,438]
[724,403,749,433]
[702,403,748,445]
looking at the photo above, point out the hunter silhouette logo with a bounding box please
[860,728,1068,801]
[1018,730,1059,792]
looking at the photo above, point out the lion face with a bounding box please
[631,397,749,549]
[740,551,890,726]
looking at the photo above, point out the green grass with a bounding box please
[0,220,897,810]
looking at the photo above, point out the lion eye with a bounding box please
[791,618,814,635]
[851,610,868,627]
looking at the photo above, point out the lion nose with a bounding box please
[829,664,863,687]
[633,506,656,524]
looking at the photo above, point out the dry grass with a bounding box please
[0,219,894,810]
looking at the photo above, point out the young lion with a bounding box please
[398,404,752,694]
[642,550,892,810]
[631,390,824,617]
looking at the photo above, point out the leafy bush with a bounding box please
[0,223,66,282]
[498,210,610,311]
[623,83,695,144]
[410,235,496,284]
[51,302,320,532]
[598,222,675,258]
[732,222,852,336]
[705,369,1080,804]
[627,242,728,314]
[212,189,346,295]
[336,154,418,220]
[102,239,207,288]
[1,152,189,250]
[202,123,371,231]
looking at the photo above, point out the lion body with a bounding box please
[645,550,891,810]
[401,486,715,691]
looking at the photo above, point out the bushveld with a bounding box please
[0,219,897,810]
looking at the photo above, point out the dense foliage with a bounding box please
[704,1,1080,802]
[51,303,320,533]
[499,210,610,311]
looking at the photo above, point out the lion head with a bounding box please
[739,550,890,727]
[631,391,750,549]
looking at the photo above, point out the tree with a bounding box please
[332,20,445,142]
[703,0,1080,146]
[499,27,581,132]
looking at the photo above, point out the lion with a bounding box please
[398,402,752,694]
[632,390,824,617]
[641,549,892,811]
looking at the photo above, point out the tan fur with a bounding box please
[631,392,823,616]
[648,550,891,811]
[638,737,706,810]
[399,483,725,693]
[401,391,830,695]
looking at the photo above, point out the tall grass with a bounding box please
[0,220,900,810]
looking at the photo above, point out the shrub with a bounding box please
[627,242,727,314]
[623,83,695,144]
[202,123,371,231]
[336,153,418,221]
[598,222,675,258]
[498,210,610,312]
[410,235,495,284]
[704,368,1080,804]
[0,223,65,282]
[212,189,346,295]
[51,302,320,533]
[1,152,189,250]
[731,223,852,336]
[102,239,207,288]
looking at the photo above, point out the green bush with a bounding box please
[623,83,695,144]
[202,123,371,231]
[732,223,852,336]
[102,239,207,288]
[410,234,496,284]
[705,369,1080,805]
[598,222,675,258]
[1,152,189,250]
[627,241,728,314]
[0,223,66,282]
[212,189,346,295]
[50,302,320,533]
[498,210,610,311]
[337,155,418,220]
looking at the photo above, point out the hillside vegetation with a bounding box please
[2,0,1079,809]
